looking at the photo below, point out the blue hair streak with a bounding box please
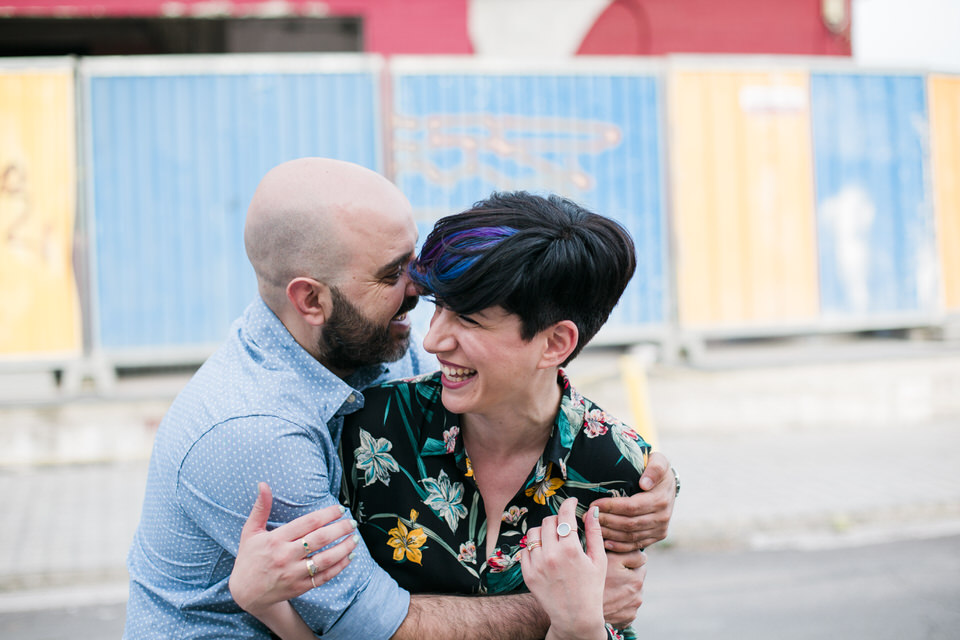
[410,226,517,295]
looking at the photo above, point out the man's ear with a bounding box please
[286,277,331,327]
[538,320,579,369]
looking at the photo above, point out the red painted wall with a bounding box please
[579,0,851,56]
[2,0,474,54]
[4,0,849,57]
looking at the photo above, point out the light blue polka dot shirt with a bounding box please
[124,297,434,639]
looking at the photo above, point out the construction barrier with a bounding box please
[667,60,819,333]
[80,54,384,362]
[810,70,939,325]
[2,54,958,384]
[0,58,81,360]
[929,74,960,314]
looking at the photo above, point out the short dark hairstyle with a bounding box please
[409,191,636,365]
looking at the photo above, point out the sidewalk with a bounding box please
[2,336,959,595]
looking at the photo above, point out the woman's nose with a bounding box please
[423,307,454,354]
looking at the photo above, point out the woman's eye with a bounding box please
[458,315,480,326]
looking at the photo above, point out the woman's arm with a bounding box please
[229,483,359,639]
[520,497,608,640]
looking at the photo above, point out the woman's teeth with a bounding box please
[441,364,477,381]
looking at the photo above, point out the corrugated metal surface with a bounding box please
[82,55,383,354]
[389,57,668,330]
[929,74,960,313]
[0,60,81,357]
[668,68,819,329]
[810,72,938,320]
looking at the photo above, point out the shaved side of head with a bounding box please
[244,158,404,310]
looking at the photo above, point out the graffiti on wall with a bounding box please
[393,113,622,192]
[1,163,58,268]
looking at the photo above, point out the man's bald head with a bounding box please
[244,158,412,308]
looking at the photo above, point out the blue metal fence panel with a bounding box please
[810,72,938,320]
[389,58,668,330]
[83,56,382,352]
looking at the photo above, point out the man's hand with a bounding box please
[601,549,646,628]
[589,452,676,552]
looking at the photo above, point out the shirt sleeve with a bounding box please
[177,415,410,639]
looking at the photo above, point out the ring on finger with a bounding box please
[306,558,319,578]
[526,540,542,551]
[310,574,319,588]
[301,537,311,555]
[556,522,573,538]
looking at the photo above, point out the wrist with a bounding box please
[546,621,607,640]
[546,612,606,640]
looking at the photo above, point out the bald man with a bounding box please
[124,159,676,639]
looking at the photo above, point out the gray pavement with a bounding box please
[1,335,959,610]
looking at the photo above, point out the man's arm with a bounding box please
[589,451,678,552]
[394,593,549,640]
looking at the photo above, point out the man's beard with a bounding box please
[317,286,418,373]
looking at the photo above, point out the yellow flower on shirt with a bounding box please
[387,518,427,565]
[524,461,564,505]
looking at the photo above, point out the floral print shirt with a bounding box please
[341,370,650,638]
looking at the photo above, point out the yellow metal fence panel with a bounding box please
[930,74,960,313]
[0,67,81,357]
[669,69,819,329]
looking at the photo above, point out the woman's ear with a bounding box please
[286,277,331,327]
[538,320,579,369]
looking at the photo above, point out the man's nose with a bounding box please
[403,272,418,299]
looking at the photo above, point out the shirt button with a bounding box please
[347,393,356,403]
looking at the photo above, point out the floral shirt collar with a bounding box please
[417,369,586,481]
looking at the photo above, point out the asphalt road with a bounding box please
[638,534,960,639]
[2,534,958,639]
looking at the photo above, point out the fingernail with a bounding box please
[592,506,600,519]
[348,552,355,561]
[350,519,358,529]
[352,534,360,544]
[338,505,347,514]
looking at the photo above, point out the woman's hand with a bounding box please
[520,497,608,640]
[229,483,359,617]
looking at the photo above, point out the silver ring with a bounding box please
[306,558,319,577]
[556,522,572,538]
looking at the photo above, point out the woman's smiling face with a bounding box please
[421,303,550,418]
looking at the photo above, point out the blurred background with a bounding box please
[1,0,959,638]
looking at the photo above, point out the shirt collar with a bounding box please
[242,297,382,422]
[418,369,585,480]
[539,369,584,480]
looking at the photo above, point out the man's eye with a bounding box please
[458,314,480,326]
